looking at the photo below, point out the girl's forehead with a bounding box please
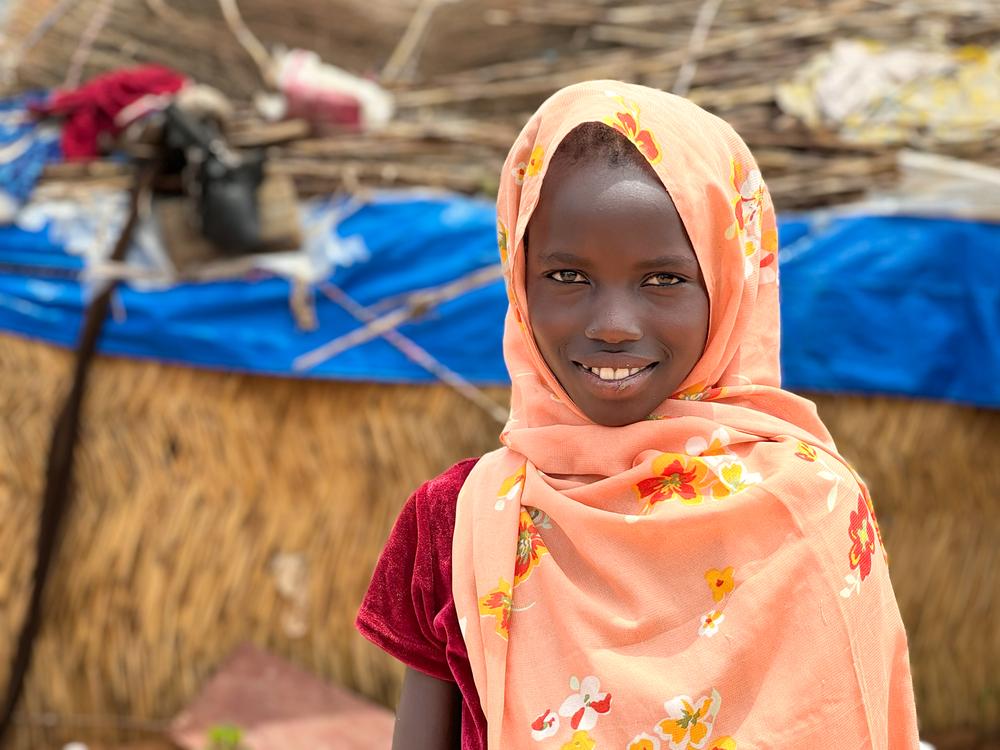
[529,157,694,257]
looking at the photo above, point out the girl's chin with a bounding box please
[571,392,664,426]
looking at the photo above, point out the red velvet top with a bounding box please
[356,458,485,750]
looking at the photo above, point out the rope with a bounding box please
[318,281,509,425]
[293,263,502,372]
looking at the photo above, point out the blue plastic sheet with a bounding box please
[0,93,61,218]
[0,195,510,383]
[778,214,999,406]
[0,194,996,406]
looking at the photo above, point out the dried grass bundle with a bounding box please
[3,0,999,208]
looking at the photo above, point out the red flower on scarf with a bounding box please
[530,708,560,740]
[514,508,549,586]
[604,97,662,165]
[848,495,877,580]
[865,491,889,564]
[635,455,710,511]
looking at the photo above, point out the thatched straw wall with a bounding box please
[0,332,508,748]
[806,390,999,742]
[0,332,997,747]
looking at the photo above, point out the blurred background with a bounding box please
[0,0,997,748]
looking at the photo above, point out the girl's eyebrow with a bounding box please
[540,251,588,266]
[634,254,700,272]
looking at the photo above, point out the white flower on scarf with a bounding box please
[815,462,841,512]
[558,675,612,731]
[737,168,764,236]
[685,428,731,458]
[698,609,725,637]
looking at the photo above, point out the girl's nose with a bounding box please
[584,294,642,344]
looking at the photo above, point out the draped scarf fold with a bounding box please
[453,81,917,750]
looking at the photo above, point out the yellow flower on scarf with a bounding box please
[478,578,512,640]
[794,441,818,461]
[497,219,509,265]
[656,690,722,748]
[496,464,526,511]
[705,566,735,602]
[560,730,596,750]
[714,459,762,496]
[526,145,545,177]
[627,733,661,750]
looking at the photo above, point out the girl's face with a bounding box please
[525,157,710,427]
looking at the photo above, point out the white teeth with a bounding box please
[587,365,646,381]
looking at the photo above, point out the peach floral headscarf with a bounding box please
[452,81,918,750]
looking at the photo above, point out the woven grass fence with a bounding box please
[0,331,997,748]
[0,332,508,748]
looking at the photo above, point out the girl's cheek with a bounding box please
[533,300,579,330]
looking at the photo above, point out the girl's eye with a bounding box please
[547,270,588,284]
[644,273,683,287]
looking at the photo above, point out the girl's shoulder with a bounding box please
[357,458,480,682]
[404,458,480,561]
[413,457,480,515]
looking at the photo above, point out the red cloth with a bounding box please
[34,64,186,159]
[356,458,485,750]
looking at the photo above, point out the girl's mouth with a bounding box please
[573,361,658,393]
[581,364,651,381]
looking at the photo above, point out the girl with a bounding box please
[357,80,918,750]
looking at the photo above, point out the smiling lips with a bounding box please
[574,360,657,384]
[584,365,647,381]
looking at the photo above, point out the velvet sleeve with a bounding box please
[356,459,478,682]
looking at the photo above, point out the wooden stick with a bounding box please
[293,264,503,372]
[218,0,277,89]
[672,0,725,96]
[318,281,509,424]
[381,0,445,84]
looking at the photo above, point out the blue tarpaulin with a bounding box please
[778,214,998,406]
[0,194,996,407]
